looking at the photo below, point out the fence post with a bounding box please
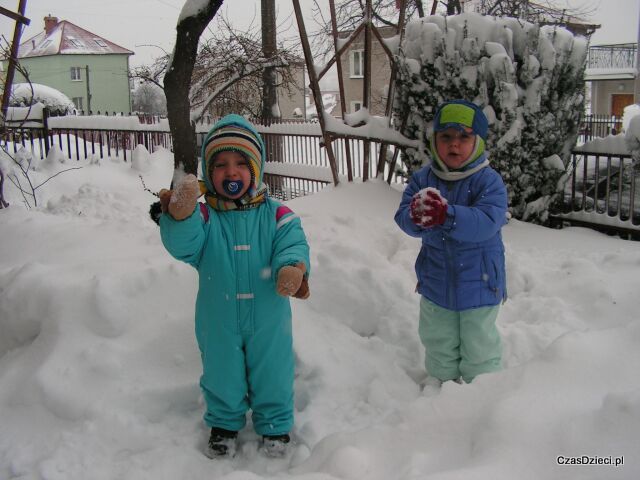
[0,165,9,208]
[42,107,51,157]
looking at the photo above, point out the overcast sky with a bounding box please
[0,0,312,68]
[1,0,638,70]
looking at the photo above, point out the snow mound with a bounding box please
[0,150,639,479]
[44,183,132,220]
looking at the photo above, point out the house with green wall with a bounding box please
[6,15,133,114]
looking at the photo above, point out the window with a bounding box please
[350,49,364,78]
[70,67,82,81]
[350,101,362,113]
[72,97,83,110]
[67,37,84,48]
[93,38,108,48]
[39,39,52,50]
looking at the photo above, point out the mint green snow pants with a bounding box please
[419,297,502,384]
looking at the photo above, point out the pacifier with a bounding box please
[222,179,244,196]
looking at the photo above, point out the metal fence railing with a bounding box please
[587,43,637,70]
[550,150,639,238]
[578,114,624,143]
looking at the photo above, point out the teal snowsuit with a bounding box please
[160,115,310,436]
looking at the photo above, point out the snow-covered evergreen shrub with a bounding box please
[10,83,76,116]
[393,13,588,224]
[625,114,640,162]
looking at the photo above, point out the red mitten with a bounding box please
[409,188,448,228]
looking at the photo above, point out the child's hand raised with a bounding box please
[410,188,448,228]
[161,174,200,221]
[277,263,308,298]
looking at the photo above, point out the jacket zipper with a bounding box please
[442,181,456,310]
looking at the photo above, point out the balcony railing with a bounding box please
[587,44,637,70]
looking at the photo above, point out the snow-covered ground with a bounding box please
[1,147,638,480]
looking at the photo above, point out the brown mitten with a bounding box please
[167,174,200,220]
[293,276,310,299]
[159,188,172,213]
[277,262,308,298]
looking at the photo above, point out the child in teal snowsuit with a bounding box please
[395,100,508,386]
[159,114,310,458]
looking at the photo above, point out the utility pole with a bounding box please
[1,0,30,122]
[302,66,307,121]
[635,5,640,104]
[85,65,92,113]
[261,0,279,121]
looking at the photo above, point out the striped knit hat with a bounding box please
[201,114,265,197]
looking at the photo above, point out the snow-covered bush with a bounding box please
[622,103,640,135]
[625,114,640,162]
[393,13,588,224]
[10,83,76,115]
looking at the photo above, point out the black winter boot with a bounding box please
[206,427,238,458]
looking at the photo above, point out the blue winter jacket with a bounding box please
[395,154,508,311]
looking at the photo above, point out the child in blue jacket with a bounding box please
[159,114,310,458]
[395,100,508,388]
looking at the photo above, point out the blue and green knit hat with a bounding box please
[430,100,489,170]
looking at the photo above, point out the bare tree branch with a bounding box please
[310,0,422,60]
[475,0,598,24]
[34,166,84,190]
[0,33,83,208]
[132,11,303,122]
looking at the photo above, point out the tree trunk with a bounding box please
[260,0,285,195]
[446,0,462,15]
[261,0,280,122]
[164,1,224,176]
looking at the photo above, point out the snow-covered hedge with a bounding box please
[10,83,76,116]
[625,114,640,161]
[393,13,588,223]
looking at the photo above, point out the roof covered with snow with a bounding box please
[18,17,133,58]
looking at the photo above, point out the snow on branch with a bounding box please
[178,0,215,23]
[324,110,419,148]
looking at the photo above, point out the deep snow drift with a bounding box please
[0,148,638,480]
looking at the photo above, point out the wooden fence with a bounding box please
[0,111,404,202]
[1,109,173,162]
[3,110,638,238]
